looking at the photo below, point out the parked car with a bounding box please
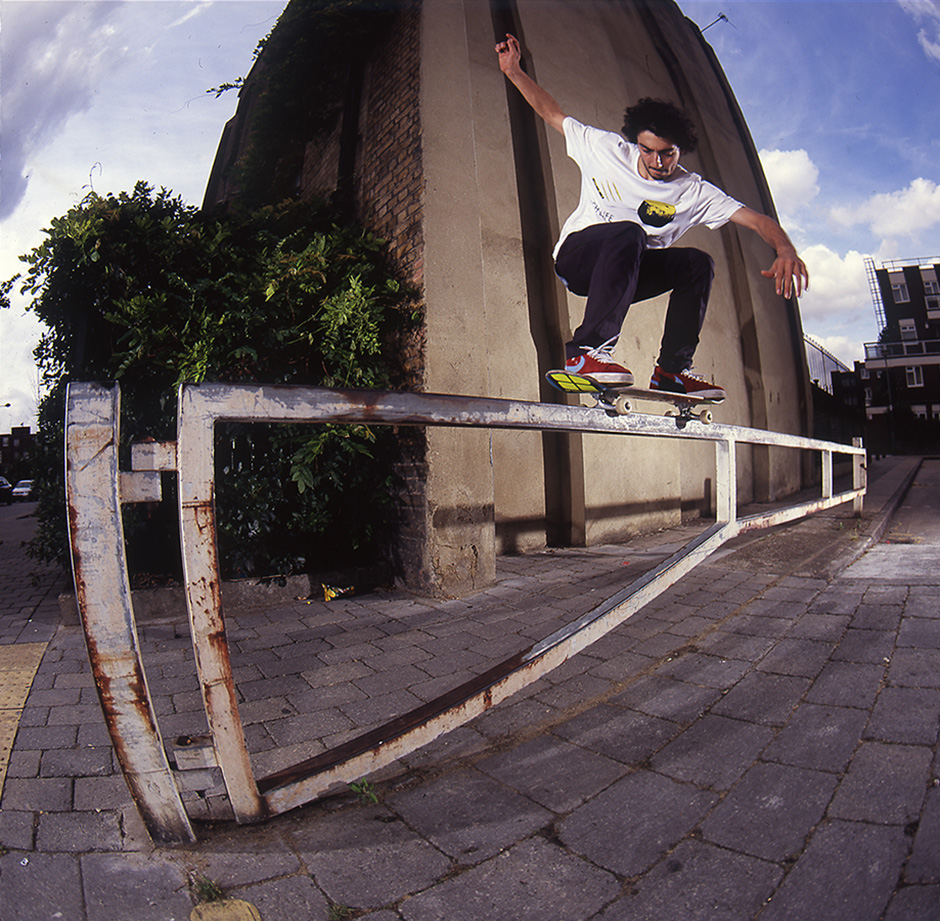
[12,479,33,501]
[0,477,12,505]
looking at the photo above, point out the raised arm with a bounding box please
[729,206,809,299]
[495,33,567,134]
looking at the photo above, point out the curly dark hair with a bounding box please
[622,98,698,153]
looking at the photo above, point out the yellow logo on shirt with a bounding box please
[638,200,676,228]
[592,178,622,201]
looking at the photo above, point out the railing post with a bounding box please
[822,450,833,499]
[853,437,866,516]
[65,382,195,845]
[177,385,267,824]
[715,437,737,526]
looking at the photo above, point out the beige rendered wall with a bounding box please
[418,0,810,593]
[420,0,555,589]
[205,0,809,596]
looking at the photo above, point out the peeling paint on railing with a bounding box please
[65,382,866,841]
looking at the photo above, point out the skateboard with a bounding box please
[545,370,722,425]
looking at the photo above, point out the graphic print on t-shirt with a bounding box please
[638,200,676,228]
[591,177,622,201]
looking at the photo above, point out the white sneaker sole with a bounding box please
[651,385,725,401]
[574,371,635,386]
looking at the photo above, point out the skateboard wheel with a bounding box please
[613,395,632,415]
[699,409,713,425]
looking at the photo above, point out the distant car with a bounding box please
[12,479,33,501]
[0,477,12,505]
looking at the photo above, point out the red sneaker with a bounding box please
[650,366,725,401]
[565,338,634,385]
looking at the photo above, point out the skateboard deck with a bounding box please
[545,369,722,424]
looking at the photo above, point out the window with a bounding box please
[860,366,870,380]
[900,318,917,341]
[892,282,910,303]
[924,280,940,295]
[906,366,924,387]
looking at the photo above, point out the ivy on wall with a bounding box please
[5,183,417,578]
[216,0,399,209]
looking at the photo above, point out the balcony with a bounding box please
[865,339,940,361]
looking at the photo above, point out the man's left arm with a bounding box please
[729,206,809,299]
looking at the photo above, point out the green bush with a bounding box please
[8,183,418,578]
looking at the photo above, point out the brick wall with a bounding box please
[301,124,343,199]
[356,2,424,289]
[354,3,428,589]
[265,1,430,588]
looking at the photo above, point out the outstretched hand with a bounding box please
[495,33,522,76]
[493,32,566,133]
[761,250,809,299]
[729,207,809,299]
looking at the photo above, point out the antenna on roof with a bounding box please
[702,13,735,32]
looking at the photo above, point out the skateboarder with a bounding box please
[495,34,808,400]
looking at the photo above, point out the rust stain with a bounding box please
[87,668,159,766]
[83,631,158,738]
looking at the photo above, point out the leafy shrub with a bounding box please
[9,183,418,578]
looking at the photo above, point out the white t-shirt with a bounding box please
[553,117,744,258]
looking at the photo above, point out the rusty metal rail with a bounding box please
[65,381,866,842]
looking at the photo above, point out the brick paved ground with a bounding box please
[1,457,938,921]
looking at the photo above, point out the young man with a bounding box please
[495,34,808,399]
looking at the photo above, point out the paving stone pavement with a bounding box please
[1,455,939,920]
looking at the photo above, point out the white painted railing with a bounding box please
[65,381,866,842]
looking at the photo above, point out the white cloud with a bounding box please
[829,178,940,240]
[0,1,132,217]
[0,309,42,427]
[805,333,865,371]
[168,1,213,29]
[758,148,820,218]
[796,245,882,363]
[899,0,940,64]
[0,2,283,429]
[798,245,870,322]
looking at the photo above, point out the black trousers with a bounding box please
[554,221,715,373]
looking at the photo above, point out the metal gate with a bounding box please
[65,381,866,843]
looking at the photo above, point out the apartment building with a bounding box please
[0,426,34,483]
[863,257,940,450]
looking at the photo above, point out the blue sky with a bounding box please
[2,1,939,429]
[678,0,940,365]
[1,0,285,428]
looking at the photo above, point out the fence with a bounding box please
[65,381,866,843]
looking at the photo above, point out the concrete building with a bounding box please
[863,256,940,452]
[204,0,812,596]
[804,337,863,448]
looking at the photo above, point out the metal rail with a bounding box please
[66,381,866,841]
